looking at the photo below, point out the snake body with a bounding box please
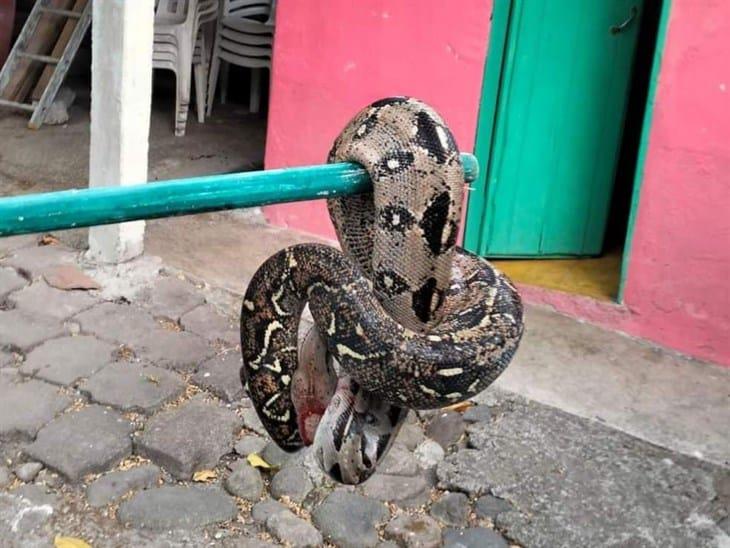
[241,98,524,483]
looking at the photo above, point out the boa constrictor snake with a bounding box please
[241,97,524,484]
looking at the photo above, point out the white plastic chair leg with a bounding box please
[175,60,193,137]
[194,62,206,123]
[206,53,220,116]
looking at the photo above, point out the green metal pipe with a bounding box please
[0,154,478,237]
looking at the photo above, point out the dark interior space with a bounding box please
[6,1,270,124]
[0,3,269,200]
[605,0,664,251]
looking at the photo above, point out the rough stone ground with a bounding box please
[0,238,728,548]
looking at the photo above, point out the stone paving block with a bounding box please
[397,421,426,451]
[75,302,214,372]
[425,410,466,449]
[117,485,237,530]
[0,266,28,297]
[25,405,133,482]
[9,281,97,321]
[379,443,420,476]
[436,450,491,497]
[312,490,389,548]
[0,309,66,350]
[192,351,245,402]
[261,441,296,468]
[385,513,442,548]
[0,349,17,367]
[234,434,267,456]
[0,367,18,380]
[0,465,10,487]
[0,376,71,441]
[138,331,213,373]
[134,398,241,479]
[270,465,313,503]
[430,491,469,527]
[0,484,59,542]
[224,460,263,501]
[443,528,509,548]
[14,462,43,482]
[75,302,157,343]
[0,234,38,256]
[414,439,445,470]
[266,510,323,548]
[474,495,512,521]
[86,464,162,507]
[463,404,492,423]
[142,277,206,322]
[181,304,240,347]
[361,473,431,508]
[1,244,77,279]
[81,361,186,413]
[103,528,211,547]
[20,335,116,386]
[222,537,278,548]
[439,395,728,546]
[251,498,289,525]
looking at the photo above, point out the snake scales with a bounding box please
[241,97,524,484]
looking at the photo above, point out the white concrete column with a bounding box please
[87,0,154,263]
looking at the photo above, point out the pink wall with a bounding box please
[620,0,730,366]
[263,0,493,240]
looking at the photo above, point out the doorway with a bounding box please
[464,0,665,301]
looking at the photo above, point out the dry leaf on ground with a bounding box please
[39,234,60,246]
[443,401,474,413]
[192,469,217,482]
[247,453,271,469]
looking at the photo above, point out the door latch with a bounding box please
[610,6,638,35]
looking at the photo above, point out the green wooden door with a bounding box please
[465,0,644,257]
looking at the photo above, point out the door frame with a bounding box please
[616,0,672,303]
[465,0,673,303]
[463,0,513,255]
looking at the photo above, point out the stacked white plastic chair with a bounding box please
[154,0,219,136]
[206,0,275,116]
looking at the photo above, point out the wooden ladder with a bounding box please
[0,0,91,129]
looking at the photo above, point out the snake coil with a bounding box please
[241,97,523,484]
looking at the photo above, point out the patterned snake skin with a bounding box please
[241,98,524,484]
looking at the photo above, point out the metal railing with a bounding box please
[0,154,478,237]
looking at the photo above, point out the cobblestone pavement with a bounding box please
[0,236,728,548]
